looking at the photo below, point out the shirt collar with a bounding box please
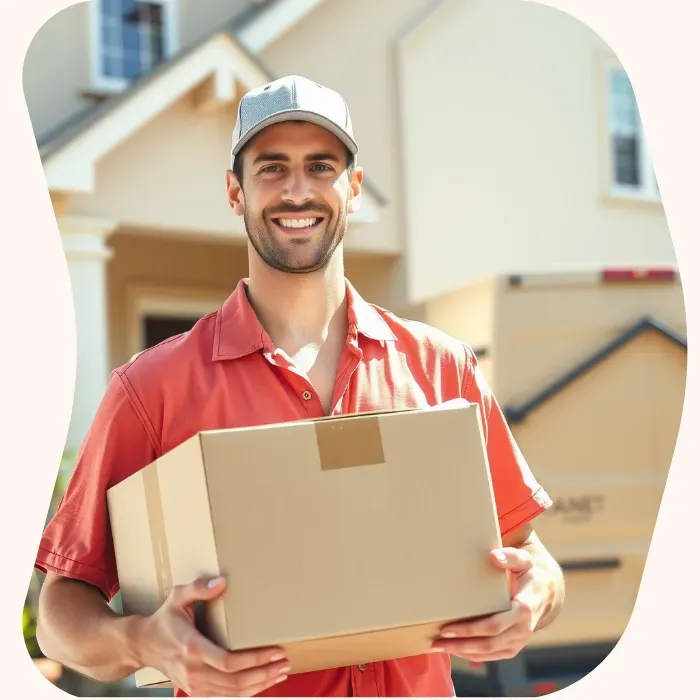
[213,278,396,361]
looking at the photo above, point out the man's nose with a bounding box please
[282,168,314,204]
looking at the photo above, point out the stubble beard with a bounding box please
[244,204,348,275]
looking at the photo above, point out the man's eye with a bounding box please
[310,163,333,172]
[261,165,282,173]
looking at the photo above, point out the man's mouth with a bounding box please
[271,216,324,232]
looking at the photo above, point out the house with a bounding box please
[24,1,685,693]
[24,0,677,452]
[437,270,687,694]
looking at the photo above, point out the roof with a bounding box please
[503,316,688,423]
[37,0,388,205]
[37,4,278,160]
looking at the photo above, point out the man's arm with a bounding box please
[36,572,143,683]
[36,572,291,696]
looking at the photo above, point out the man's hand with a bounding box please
[135,577,290,697]
[431,527,564,663]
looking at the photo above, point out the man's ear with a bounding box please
[346,166,363,215]
[226,170,245,216]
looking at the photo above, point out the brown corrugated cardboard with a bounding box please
[106,401,511,689]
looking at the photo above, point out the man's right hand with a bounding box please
[134,576,290,697]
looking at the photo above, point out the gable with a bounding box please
[504,317,687,424]
[43,32,269,193]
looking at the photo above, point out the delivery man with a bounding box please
[34,75,564,698]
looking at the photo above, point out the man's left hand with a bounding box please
[430,547,548,662]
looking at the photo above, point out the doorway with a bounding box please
[142,314,202,349]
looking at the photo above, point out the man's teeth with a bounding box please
[278,218,318,229]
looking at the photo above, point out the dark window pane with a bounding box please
[123,54,143,79]
[102,0,120,14]
[612,135,640,186]
[121,0,139,20]
[122,24,140,53]
[102,54,123,78]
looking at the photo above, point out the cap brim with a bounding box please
[230,109,358,168]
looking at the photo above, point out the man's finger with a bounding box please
[438,607,519,640]
[453,649,521,663]
[489,547,533,573]
[192,639,287,676]
[169,576,228,609]
[180,630,240,673]
[431,635,514,657]
[220,646,289,675]
[226,659,290,693]
[195,659,290,696]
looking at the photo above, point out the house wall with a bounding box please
[395,0,676,305]
[510,330,686,647]
[23,2,92,143]
[106,231,398,368]
[422,278,498,388]
[493,278,686,405]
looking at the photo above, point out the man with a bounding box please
[34,75,564,698]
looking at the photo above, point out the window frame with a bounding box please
[602,59,660,204]
[89,0,180,93]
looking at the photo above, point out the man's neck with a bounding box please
[245,247,348,356]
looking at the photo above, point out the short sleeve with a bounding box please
[461,347,552,537]
[34,372,158,601]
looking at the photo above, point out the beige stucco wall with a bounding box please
[494,278,686,406]
[511,330,686,646]
[23,2,92,143]
[396,0,677,304]
[106,231,397,369]
[180,0,250,49]
[70,92,243,236]
[422,278,497,388]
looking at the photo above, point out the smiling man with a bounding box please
[34,75,564,698]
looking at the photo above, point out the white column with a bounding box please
[59,216,117,453]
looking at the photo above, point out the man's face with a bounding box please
[226,121,363,274]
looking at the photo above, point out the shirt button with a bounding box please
[301,390,312,401]
[358,664,367,671]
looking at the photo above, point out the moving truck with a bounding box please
[437,269,686,696]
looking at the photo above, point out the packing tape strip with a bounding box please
[142,464,173,604]
[314,415,386,471]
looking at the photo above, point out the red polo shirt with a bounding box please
[35,278,551,697]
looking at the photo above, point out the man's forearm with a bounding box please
[36,576,145,683]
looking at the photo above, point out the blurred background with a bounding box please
[23,0,685,696]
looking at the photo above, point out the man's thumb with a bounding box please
[168,576,227,608]
[489,547,532,573]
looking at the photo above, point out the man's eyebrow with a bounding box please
[306,152,341,162]
[251,151,342,165]
[252,152,290,165]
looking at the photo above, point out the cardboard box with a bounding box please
[106,401,511,689]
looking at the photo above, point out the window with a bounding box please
[91,0,178,91]
[607,66,659,200]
